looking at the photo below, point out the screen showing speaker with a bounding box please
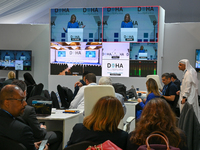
[0,50,32,71]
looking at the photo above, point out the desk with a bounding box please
[37,110,84,149]
[124,101,138,132]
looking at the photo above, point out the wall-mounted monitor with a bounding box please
[102,6,159,42]
[50,8,102,42]
[195,49,200,72]
[0,50,32,71]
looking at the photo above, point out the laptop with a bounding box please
[32,100,52,117]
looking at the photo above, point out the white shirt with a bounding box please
[69,83,97,109]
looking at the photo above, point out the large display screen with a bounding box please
[51,8,102,42]
[50,6,160,77]
[102,6,159,42]
[0,50,32,71]
[50,42,102,76]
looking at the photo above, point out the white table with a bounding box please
[37,109,84,149]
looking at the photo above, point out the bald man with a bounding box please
[0,85,48,150]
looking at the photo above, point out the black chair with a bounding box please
[26,85,34,100]
[51,91,60,109]
[0,136,27,150]
[63,141,96,150]
[42,90,51,100]
[30,83,44,97]
[112,83,127,101]
[57,85,73,109]
[172,94,180,117]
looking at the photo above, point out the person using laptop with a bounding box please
[12,80,62,150]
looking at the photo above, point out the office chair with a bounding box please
[146,75,163,90]
[63,141,96,150]
[123,116,135,133]
[29,83,44,97]
[51,91,60,109]
[0,136,27,150]
[57,85,73,109]
[84,85,115,117]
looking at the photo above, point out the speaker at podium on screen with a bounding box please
[67,28,83,42]
[120,28,138,42]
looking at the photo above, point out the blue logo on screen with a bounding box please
[86,51,96,58]
[58,51,66,57]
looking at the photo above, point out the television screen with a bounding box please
[0,50,32,71]
[195,49,200,72]
[102,6,159,42]
[50,42,102,76]
[50,8,102,42]
[129,43,157,77]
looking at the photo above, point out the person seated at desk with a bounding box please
[136,78,160,119]
[67,96,128,150]
[98,76,126,114]
[127,98,188,150]
[121,13,133,28]
[0,85,48,150]
[2,71,16,87]
[161,73,178,109]
[69,73,97,109]
[73,71,90,98]
[63,14,85,33]
[12,80,62,150]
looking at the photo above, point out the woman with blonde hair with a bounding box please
[67,96,128,149]
[2,71,16,87]
[136,78,160,119]
[127,98,188,150]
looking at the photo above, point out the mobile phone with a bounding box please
[38,140,48,150]
[39,122,45,126]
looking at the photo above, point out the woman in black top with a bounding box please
[68,96,128,149]
[127,98,188,150]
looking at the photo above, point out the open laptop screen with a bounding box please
[32,100,52,116]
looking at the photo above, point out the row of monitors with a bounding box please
[51,6,159,42]
[50,42,157,77]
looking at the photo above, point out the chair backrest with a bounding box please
[26,85,34,100]
[0,136,27,150]
[84,85,115,117]
[63,141,96,150]
[51,91,60,109]
[62,86,74,104]
[57,85,72,109]
[146,75,163,90]
[112,83,127,101]
[30,83,44,97]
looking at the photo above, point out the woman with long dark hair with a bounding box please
[127,98,188,150]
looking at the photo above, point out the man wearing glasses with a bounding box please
[0,85,48,150]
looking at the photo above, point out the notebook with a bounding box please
[32,100,52,117]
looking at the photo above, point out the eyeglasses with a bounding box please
[6,98,26,103]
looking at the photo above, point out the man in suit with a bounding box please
[0,85,48,150]
[12,80,62,150]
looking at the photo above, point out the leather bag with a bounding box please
[137,131,180,150]
[86,140,122,150]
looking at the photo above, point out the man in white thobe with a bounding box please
[178,59,200,122]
